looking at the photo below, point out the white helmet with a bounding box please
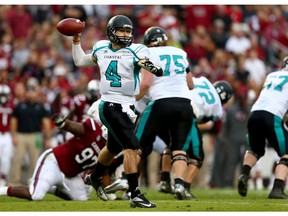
[87,80,100,103]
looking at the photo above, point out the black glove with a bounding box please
[143,60,163,77]
[52,113,66,129]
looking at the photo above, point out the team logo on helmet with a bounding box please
[213,80,233,104]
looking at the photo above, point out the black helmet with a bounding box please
[0,84,10,105]
[213,80,233,104]
[106,15,134,47]
[143,26,168,47]
[86,80,100,103]
[282,56,288,69]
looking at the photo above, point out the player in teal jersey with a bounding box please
[238,56,288,199]
[71,15,163,208]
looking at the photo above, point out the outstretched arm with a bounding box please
[72,33,97,67]
[52,114,84,137]
[137,58,163,77]
[136,69,153,101]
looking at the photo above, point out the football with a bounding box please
[56,18,85,36]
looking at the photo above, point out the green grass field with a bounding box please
[0,188,287,212]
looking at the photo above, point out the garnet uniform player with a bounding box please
[0,115,106,201]
[52,118,106,178]
[52,90,75,144]
[71,79,100,122]
[0,84,14,186]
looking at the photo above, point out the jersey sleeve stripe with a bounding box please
[125,46,146,61]
[93,45,109,56]
[89,118,96,131]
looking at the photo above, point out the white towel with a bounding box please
[121,104,137,123]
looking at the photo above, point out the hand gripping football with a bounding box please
[56,18,85,36]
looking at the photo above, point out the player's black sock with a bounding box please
[241,164,251,176]
[184,181,191,190]
[174,178,184,185]
[272,178,284,190]
[161,171,171,182]
[126,173,139,198]
[90,162,108,182]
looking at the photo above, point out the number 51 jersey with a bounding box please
[52,118,106,177]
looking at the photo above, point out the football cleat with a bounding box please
[106,193,117,200]
[184,188,197,200]
[174,184,186,200]
[104,176,129,194]
[84,174,108,201]
[159,181,173,194]
[122,191,131,200]
[130,188,156,208]
[268,188,288,199]
[238,174,249,197]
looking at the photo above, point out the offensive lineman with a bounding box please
[135,26,194,200]
[143,76,233,199]
[238,56,288,199]
[182,77,233,198]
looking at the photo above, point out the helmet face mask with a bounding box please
[143,26,168,47]
[282,56,288,69]
[213,81,233,105]
[106,15,134,47]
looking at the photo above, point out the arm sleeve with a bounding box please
[72,44,96,67]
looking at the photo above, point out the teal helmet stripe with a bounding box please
[99,100,122,146]
[274,115,286,155]
[136,101,154,139]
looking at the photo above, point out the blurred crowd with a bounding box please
[0,5,287,189]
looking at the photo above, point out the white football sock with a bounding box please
[0,186,8,195]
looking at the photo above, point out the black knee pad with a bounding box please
[140,144,153,159]
[187,158,203,168]
[161,148,171,157]
[246,150,260,160]
[276,158,288,167]
[171,153,187,165]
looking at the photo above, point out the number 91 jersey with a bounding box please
[52,118,106,177]
[92,40,149,104]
